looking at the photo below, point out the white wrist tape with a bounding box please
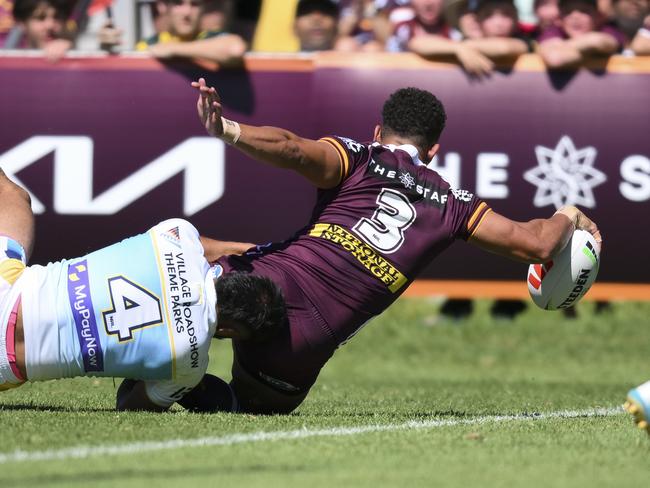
[221,117,241,145]
[554,206,579,229]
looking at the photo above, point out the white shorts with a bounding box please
[0,236,27,391]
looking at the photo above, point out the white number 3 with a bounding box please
[353,188,416,253]
[102,277,163,341]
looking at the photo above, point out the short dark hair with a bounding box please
[475,0,519,20]
[559,0,597,14]
[13,0,73,22]
[216,272,288,343]
[381,87,447,153]
[296,0,339,18]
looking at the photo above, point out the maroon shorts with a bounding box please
[233,288,336,393]
[231,267,339,394]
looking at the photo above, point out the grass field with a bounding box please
[1,298,649,487]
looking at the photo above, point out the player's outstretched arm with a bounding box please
[200,236,255,262]
[469,206,601,263]
[0,168,35,260]
[191,78,343,189]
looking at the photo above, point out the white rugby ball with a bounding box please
[527,229,600,310]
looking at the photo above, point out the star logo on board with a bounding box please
[399,171,416,189]
[523,136,606,209]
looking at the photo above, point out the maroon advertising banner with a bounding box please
[0,54,648,287]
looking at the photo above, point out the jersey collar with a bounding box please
[372,142,426,166]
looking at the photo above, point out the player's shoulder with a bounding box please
[150,218,201,247]
[151,218,197,232]
[320,135,368,155]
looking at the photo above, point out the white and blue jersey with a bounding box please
[16,219,218,407]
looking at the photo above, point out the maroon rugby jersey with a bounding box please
[219,136,491,350]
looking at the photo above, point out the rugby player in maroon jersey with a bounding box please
[181,78,601,415]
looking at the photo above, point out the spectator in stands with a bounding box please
[523,0,560,36]
[474,0,532,48]
[1,0,16,46]
[9,0,74,61]
[444,0,484,39]
[136,0,246,66]
[335,0,393,51]
[388,0,460,53]
[537,0,625,67]
[293,0,339,51]
[72,0,127,53]
[200,0,234,31]
[397,0,529,78]
[612,0,650,52]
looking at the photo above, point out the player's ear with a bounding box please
[373,125,382,143]
[426,143,440,162]
[214,321,251,340]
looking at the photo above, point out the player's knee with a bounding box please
[230,377,307,415]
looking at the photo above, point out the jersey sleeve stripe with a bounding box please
[319,137,350,184]
[468,204,493,238]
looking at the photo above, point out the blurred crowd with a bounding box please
[0,0,648,73]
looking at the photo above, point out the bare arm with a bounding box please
[191,78,343,189]
[200,236,255,262]
[408,34,465,56]
[149,35,247,66]
[463,37,528,57]
[470,206,601,263]
[538,38,583,67]
[539,33,619,68]
[630,28,650,55]
[0,169,35,260]
[408,36,496,77]
[116,379,167,412]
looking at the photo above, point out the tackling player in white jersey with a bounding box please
[625,382,650,435]
[0,168,287,411]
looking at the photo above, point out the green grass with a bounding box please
[1,299,649,487]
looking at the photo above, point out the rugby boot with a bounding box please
[624,381,650,434]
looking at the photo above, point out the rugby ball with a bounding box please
[527,229,600,310]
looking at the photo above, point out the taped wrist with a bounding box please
[554,206,579,229]
[221,117,241,145]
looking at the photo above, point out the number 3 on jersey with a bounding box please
[353,188,416,253]
[102,276,163,342]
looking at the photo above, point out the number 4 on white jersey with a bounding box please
[102,276,163,342]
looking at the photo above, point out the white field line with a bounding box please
[0,406,623,464]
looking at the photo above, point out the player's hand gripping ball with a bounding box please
[527,229,600,310]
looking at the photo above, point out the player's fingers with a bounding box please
[593,229,602,245]
[209,86,222,103]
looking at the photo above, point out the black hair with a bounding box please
[559,0,597,14]
[12,0,74,22]
[296,0,339,18]
[381,87,447,154]
[475,0,519,20]
[216,272,288,343]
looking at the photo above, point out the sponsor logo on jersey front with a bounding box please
[309,223,408,292]
[67,260,104,372]
[164,250,201,369]
[368,156,449,208]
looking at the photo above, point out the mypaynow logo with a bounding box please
[67,260,104,373]
[0,136,224,216]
